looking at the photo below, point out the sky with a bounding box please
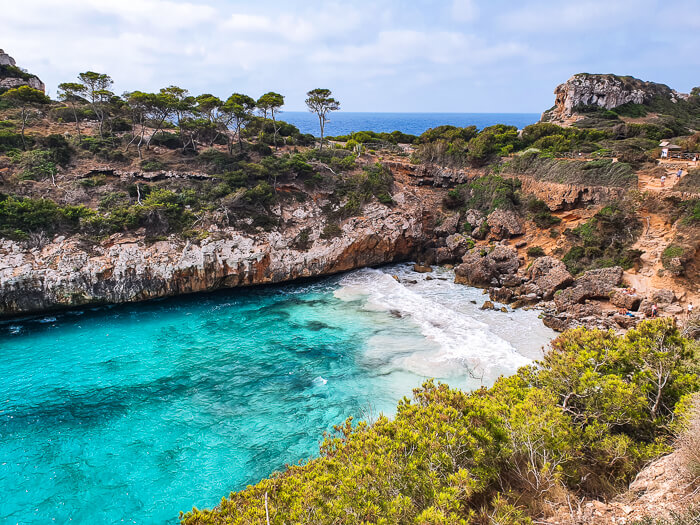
[2,0,699,113]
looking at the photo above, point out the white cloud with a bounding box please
[1,0,697,111]
[451,0,479,22]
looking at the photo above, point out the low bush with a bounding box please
[320,223,342,239]
[562,203,642,274]
[527,246,545,258]
[526,198,562,228]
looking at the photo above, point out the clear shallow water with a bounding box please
[280,112,540,137]
[0,264,554,524]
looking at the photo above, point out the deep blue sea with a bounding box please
[0,265,554,524]
[280,112,540,137]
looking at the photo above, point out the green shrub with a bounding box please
[149,132,182,149]
[140,160,167,172]
[15,149,57,181]
[527,246,545,257]
[526,198,562,228]
[0,194,95,238]
[321,223,342,239]
[562,203,642,274]
[662,244,685,271]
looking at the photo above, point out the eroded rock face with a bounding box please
[610,288,642,311]
[454,245,519,288]
[486,209,523,240]
[542,73,681,123]
[528,256,573,300]
[0,199,428,317]
[554,266,623,312]
[0,49,45,93]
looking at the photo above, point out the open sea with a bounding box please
[280,112,540,137]
[0,264,554,524]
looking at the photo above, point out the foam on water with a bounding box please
[0,264,554,524]
[336,265,550,390]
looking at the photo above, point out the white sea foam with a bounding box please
[335,264,555,390]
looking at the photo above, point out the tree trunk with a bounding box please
[20,107,27,150]
[71,103,82,143]
[318,114,324,150]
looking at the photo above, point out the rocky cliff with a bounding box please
[541,73,685,124]
[0,190,429,317]
[0,49,45,93]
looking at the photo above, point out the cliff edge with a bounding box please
[541,73,687,124]
[0,49,45,93]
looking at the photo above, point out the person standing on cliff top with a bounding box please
[688,303,694,318]
[677,168,683,180]
[651,303,658,318]
[660,175,666,187]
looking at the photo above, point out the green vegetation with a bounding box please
[444,175,521,213]
[0,194,94,239]
[305,88,340,149]
[181,319,698,524]
[526,198,561,228]
[562,203,643,274]
[506,154,636,187]
[527,246,545,258]
[661,244,685,271]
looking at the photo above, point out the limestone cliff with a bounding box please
[0,49,45,93]
[0,192,428,317]
[541,73,686,124]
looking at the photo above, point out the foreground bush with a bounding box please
[181,319,698,524]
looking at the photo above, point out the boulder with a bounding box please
[464,209,485,233]
[413,264,433,273]
[454,245,520,288]
[455,252,497,287]
[613,313,639,329]
[543,314,572,332]
[511,293,539,309]
[486,209,523,240]
[438,233,471,262]
[638,289,677,316]
[528,256,574,300]
[489,287,514,303]
[434,213,460,237]
[480,300,495,310]
[554,266,623,312]
[610,289,642,311]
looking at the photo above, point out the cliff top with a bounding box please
[0,48,45,93]
[542,72,698,127]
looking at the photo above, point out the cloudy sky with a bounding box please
[2,0,699,112]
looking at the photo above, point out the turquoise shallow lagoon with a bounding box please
[0,264,554,524]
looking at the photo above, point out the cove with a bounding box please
[0,264,555,524]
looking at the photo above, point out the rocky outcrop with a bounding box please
[527,256,573,300]
[610,288,642,311]
[455,245,520,287]
[0,197,428,317]
[486,209,523,239]
[542,73,683,123]
[517,175,626,211]
[554,266,623,312]
[0,49,45,93]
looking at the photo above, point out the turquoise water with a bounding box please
[0,265,554,524]
[280,112,540,136]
